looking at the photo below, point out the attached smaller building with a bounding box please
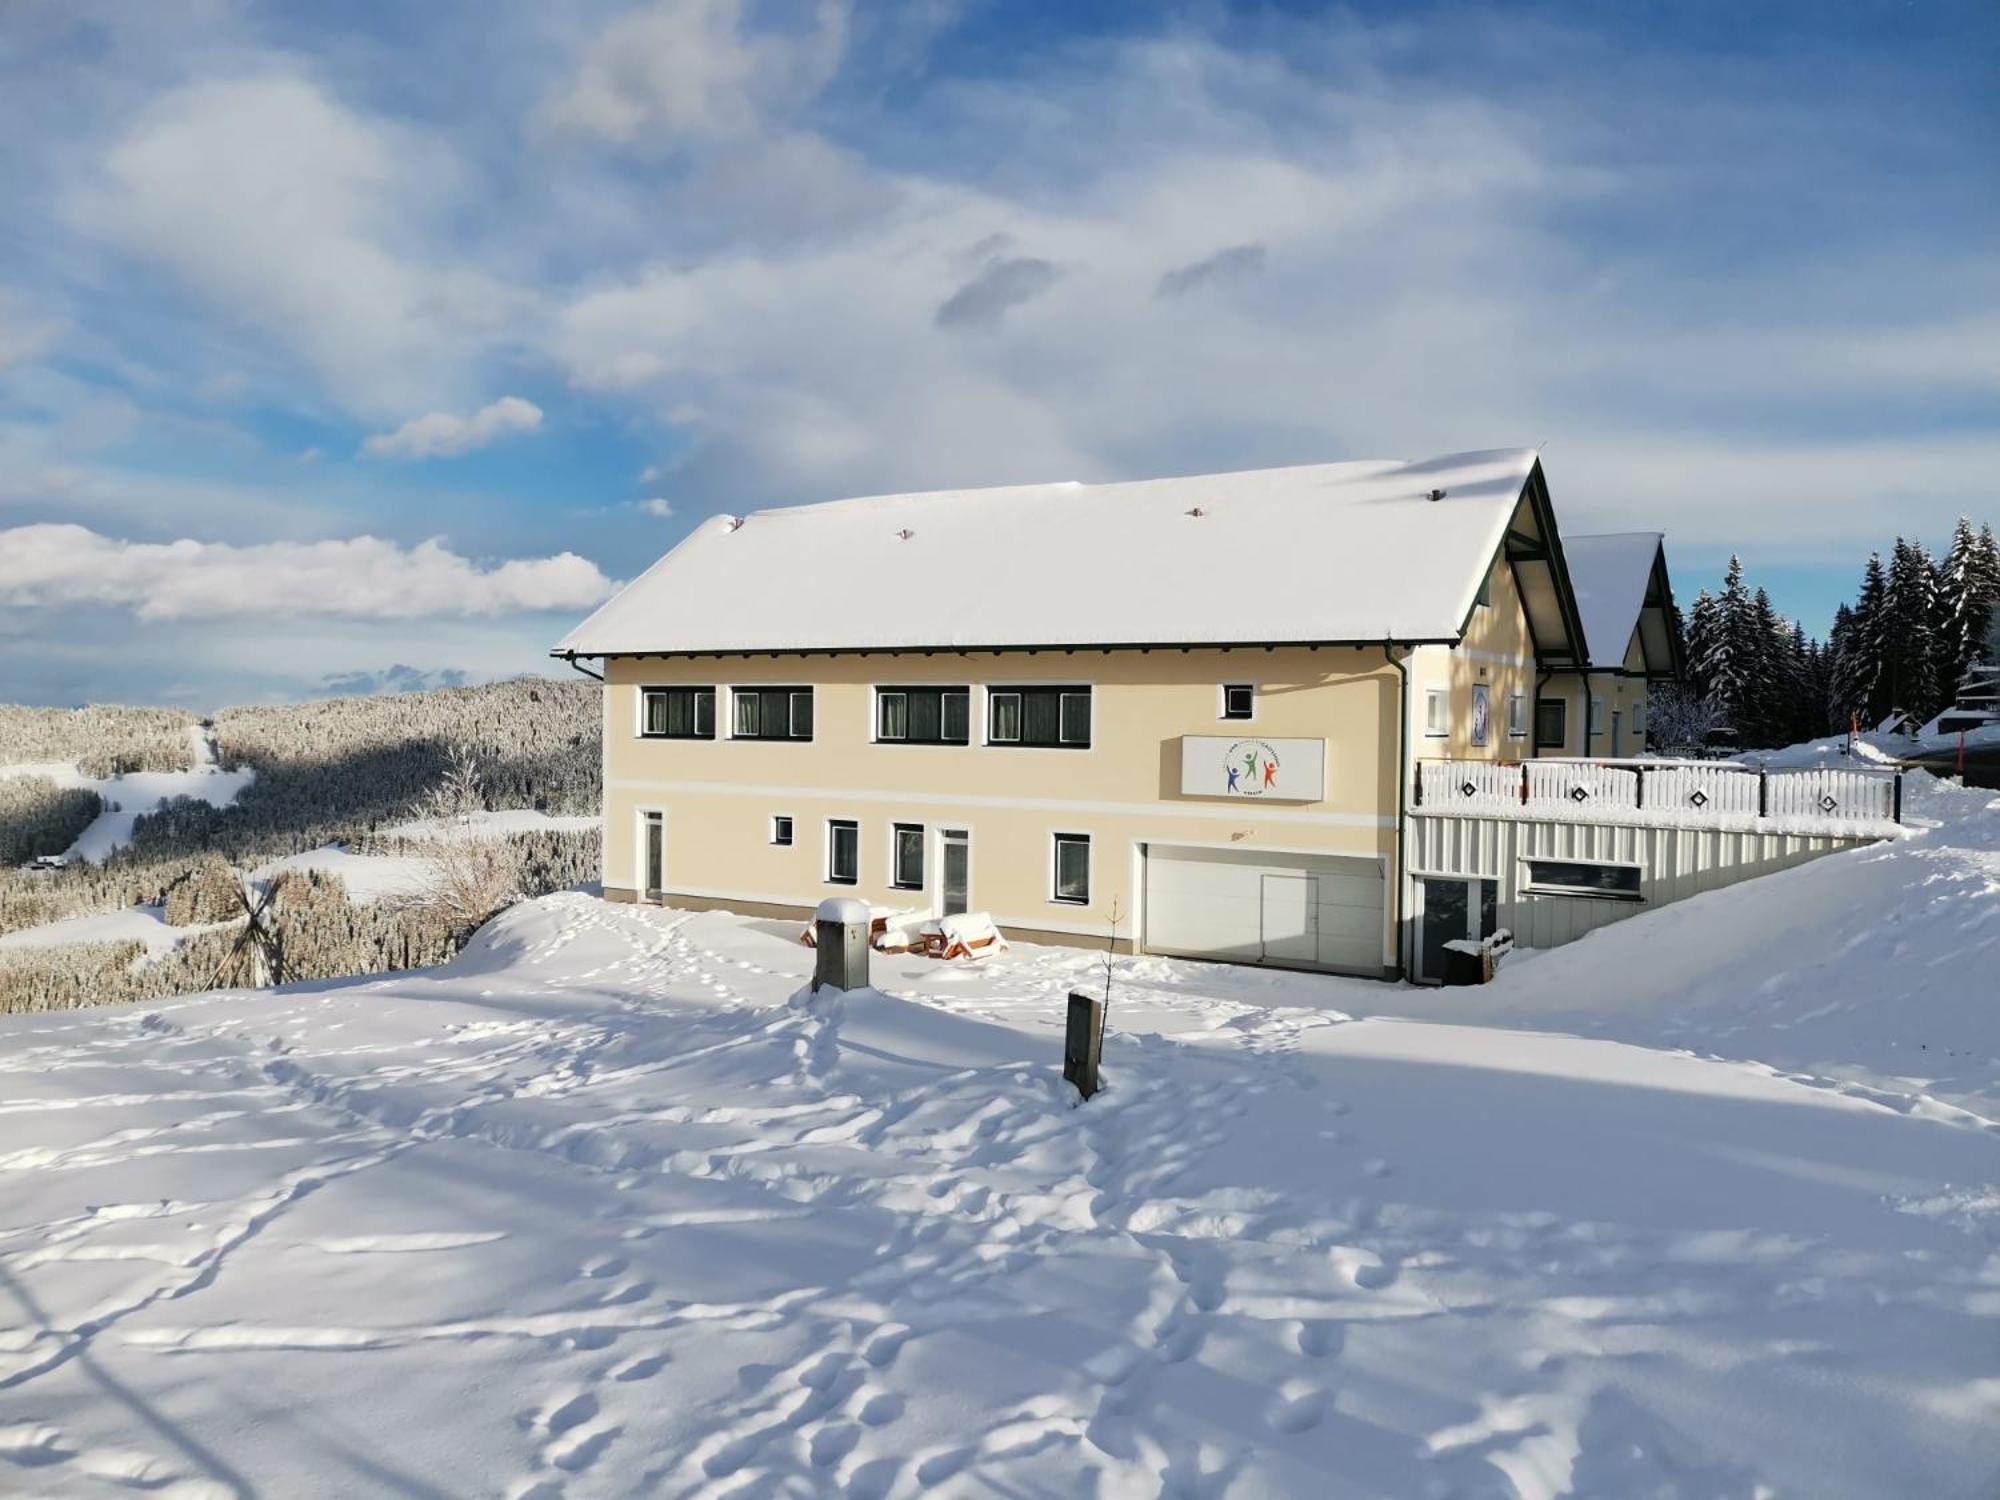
[1536,532,1684,757]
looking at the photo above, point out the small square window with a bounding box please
[1052,833,1090,905]
[1222,683,1254,720]
[827,820,858,884]
[1425,688,1449,737]
[892,823,925,890]
[771,815,793,846]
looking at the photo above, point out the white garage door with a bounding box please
[1143,845,1386,975]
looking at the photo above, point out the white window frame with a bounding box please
[1058,690,1091,746]
[636,808,665,899]
[876,690,908,742]
[1589,695,1605,737]
[989,691,1022,743]
[1220,682,1255,721]
[1507,691,1527,739]
[890,822,925,892]
[1521,854,1643,902]
[1425,688,1450,738]
[1051,832,1091,906]
[726,684,815,742]
[825,819,859,885]
[771,814,794,847]
[638,685,716,740]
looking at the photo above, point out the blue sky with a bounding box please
[1,0,1994,707]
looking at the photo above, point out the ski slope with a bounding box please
[0,780,1996,1498]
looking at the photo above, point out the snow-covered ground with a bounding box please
[378,810,601,842]
[0,777,1995,1498]
[0,904,232,961]
[0,726,254,863]
[250,845,438,905]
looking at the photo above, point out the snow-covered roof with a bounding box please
[1564,532,1665,669]
[558,449,1543,656]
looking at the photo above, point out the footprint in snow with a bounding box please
[1266,1381,1328,1434]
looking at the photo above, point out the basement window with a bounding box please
[1522,858,1642,901]
[771,815,794,846]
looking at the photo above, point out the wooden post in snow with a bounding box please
[1064,991,1104,1101]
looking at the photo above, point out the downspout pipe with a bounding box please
[560,651,604,683]
[1382,640,1410,983]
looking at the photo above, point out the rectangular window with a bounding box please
[989,686,1091,748]
[891,823,925,890]
[1507,692,1527,738]
[1633,699,1647,734]
[1589,696,1604,737]
[826,820,858,884]
[1222,683,1254,720]
[876,687,971,745]
[1052,833,1091,904]
[1425,688,1449,737]
[771,815,793,846]
[1536,698,1567,748]
[731,686,814,740]
[1523,858,1642,901]
[641,686,715,739]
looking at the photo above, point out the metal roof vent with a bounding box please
[1428,488,1448,503]
[725,515,746,531]
[1186,506,1206,518]
[896,528,915,541]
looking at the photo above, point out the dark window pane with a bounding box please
[1536,699,1566,747]
[695,690,714,737]
[1524,859,1641,899]
[943,691,970,742]
[909,690,942,743]
[1023,691,1060,745]
[1059,692,1090,744]
[1054,835,1090,902]
[791,691,813,738]
[879,693,907,739]
[829,821,858,882]
[893,824,924,888]
[991,693,1021,741]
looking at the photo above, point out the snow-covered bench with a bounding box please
[797,904,926,949]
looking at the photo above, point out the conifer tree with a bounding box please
[1881,538,1942,720]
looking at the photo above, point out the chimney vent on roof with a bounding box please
[725,515,746,531]
[896,528,915,541]
[1186,506,1206,518]
[1428,488,1447,503]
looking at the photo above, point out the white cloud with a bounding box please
[0,290,64,372]
[637,497,675,517]
[544,0,849,145]
[363,396,544,460]
[67,72,529,417]
[0,525,617,621]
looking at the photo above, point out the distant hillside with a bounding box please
[0,678,604,1010]
[0,704,200,777]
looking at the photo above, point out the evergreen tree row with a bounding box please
[1682,517,2000,747]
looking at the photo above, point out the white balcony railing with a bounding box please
[1414,758,1903,827]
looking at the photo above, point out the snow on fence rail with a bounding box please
[1414,759,1902,826]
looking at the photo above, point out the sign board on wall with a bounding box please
[1179,736,1327,802]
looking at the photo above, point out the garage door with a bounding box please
[1143,845,1386,975]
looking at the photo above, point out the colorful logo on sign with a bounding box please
[1224,739,1282,796]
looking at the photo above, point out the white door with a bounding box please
[1143,845,1384,974]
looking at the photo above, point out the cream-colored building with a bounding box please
[1535,532,1684,757]
[557,449,1611,980]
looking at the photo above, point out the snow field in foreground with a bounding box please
[0,859,1996,1499]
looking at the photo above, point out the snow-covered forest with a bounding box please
[1682,515,2000,742]
[0,704,201,776]
[0,679,602,1012]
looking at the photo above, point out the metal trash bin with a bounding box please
[812,897,871,993]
